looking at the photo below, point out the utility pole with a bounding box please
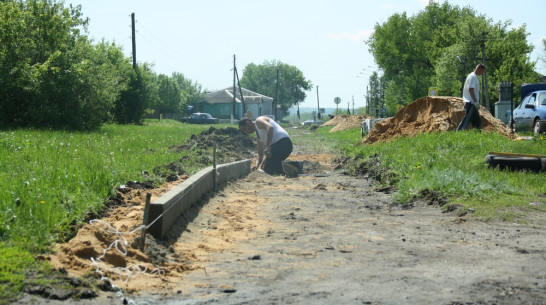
[233,55,236,120]
[480,31,490,111]
[274,69,279,121]
[366,86,369,115]
[235,67,246,114]
[131,13,136,69]
[316,85,321,120]
[352,95,354,115]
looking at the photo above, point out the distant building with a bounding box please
[201,87,273,120]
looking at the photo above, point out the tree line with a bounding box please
[0,0,314,130]
[0,0,206,130]
[366,1,543,117]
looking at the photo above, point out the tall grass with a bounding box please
[317,127,546,221]
[0,120,218,252]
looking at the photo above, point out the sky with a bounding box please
[65,0,545,109]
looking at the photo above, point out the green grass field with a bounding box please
[0,120,224,302]
[1,119,545,303]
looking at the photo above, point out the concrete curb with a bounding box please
[147,159,251,238]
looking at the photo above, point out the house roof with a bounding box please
[203,87,274,104]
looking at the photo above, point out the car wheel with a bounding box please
[533,119,542,135]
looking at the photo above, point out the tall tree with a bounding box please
[240,60,312,116]
[115,63,155,125]
[0,0,134,129]
[171,72,205,114]
[367,1,537,114]
[155,74,181,114]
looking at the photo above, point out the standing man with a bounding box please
[457,64,486,131]
[239,116,293,175]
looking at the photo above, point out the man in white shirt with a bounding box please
[457,64,486,131]
[239,116,293,175]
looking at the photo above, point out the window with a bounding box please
[519,95,532,109]
[539,93,546,106]
[527,94,536,106]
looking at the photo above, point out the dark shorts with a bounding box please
[261,137,293,175]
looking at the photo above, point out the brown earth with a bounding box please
[44,154,334,295]
[321,114,372,132]
[363,96,515,144]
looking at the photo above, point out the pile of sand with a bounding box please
[48,177,195,293]
[363,96,514,144]
[321,114,372,132]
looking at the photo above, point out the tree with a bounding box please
[368,72,384,117]
[538,39,546,65]
[240,60,312,116]
[155,74,182,114]
[171,72,205,114]
[0,0,135,129]
[367,1,537,113]
[115,63,155,125]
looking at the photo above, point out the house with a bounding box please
[201,87,274,120]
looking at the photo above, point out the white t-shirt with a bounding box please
[462,72,480,105]
[256,118,289,145]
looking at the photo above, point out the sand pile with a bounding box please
[322,114,372,132]
[363,96,514,144]
[48,177,196,293]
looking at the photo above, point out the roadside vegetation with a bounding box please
[1,120,545,303]
[316,126,546,222]
[2,0,545,303]
[0,120,222,303]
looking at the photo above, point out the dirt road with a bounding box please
[133,165,544,305]
[16,126,546,305]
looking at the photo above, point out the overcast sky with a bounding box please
[66,0,545,109]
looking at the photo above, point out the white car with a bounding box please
[512,84,546,134]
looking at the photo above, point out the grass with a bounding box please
[0,119,223,303]
[1,119,545,302]
[316,126,546,222]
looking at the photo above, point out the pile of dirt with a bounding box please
[47,175,197,295]
[169,126,256,164]
[364,96,515,144]
[321,114,372,132]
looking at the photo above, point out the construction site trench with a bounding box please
[17,98,546,304]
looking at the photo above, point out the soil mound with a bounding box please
[363,96,514,144]
[321,114,372,132]
[169,126,255,163]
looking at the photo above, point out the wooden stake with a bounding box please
[139,193,152,251]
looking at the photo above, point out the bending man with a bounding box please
[239,116,293,175]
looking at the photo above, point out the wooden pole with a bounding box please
[274,69,279,121]
[233,55,237,120]
[139,193,151,251]
[213,140,217,192]
[316,85,320,120]
[131,13,136,69]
